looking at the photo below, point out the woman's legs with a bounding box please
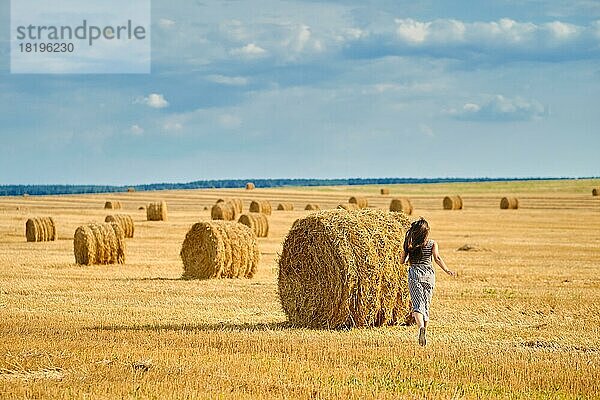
[412,311,425,329]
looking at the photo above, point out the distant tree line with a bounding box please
[0,177,577,197]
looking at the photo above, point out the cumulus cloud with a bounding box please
[230,43,268,58]
[140,94,169,109]
[448,95,547,122]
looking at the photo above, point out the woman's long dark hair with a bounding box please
[403,218,430,264]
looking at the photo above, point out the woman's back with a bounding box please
[408,239,435,284]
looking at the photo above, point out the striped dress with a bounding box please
[408,239,435,321]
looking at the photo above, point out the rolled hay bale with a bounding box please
[305,204,321,211]
[278,209,413,329]
[25,217,56,242]
[246,182,256,190]
[277,203,294,211]
[380,188,390,195]
[443,196,463,210]
[238,213,269,238]
[127,187,136,193]
[349,196,368,209]
[249,200,272,215]
[211,202,237,221]
[216,198,243,214]
[105,214,135,238]
[593,188,600,196]
[180,221,259,279]
[389,198,413,215]
[146,201,168,221]
[500,197,519,210]
[73,222,126,265]
[104,201,122,210]
[337,203,359,211]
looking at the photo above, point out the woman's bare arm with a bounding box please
[432,241,456,276]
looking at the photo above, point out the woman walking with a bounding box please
[403,218,455,346]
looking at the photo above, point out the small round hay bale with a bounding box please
[180,221,259,279]
[246,182,256,190]
[238,213,269,238]
[25,217,56,242]
[105,214,135,238]
[146,201,168,221]
[500,197,519,209]
[349,196,368,209]
[104,201,122,210]
[127,187,136,193]
[389,198,413,215]
[138,206,145,211]
[305,204,320,211]
[278,209,412,329]
[249,200,272,215]
[380,188,390,195]
[337,203,359,211]
[277,203,294,211]
[593,188,600,196]
[211,202,237,221]
[443,196,463,210]
[216,198,243,214]
[74,222,126,265]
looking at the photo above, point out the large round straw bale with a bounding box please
[216,198,243,214]
[337,203,359,211]
[380,188,390,195]
[25,217,56,242]
[443,196,463,210]
[389,198,413,215]
[180,221,259,279]
[246,182,256,190]
[278,208,413,329]
[211,202,237,221]
[277,203,294,211]
[105,214,135,238]
[305,204,320,211]
[500,197,519,209]
[74,222,126,265]
[147,201,168,221]
[593,188,599,196]
[249,200,272,215]
[349,196,368,209]
[104,201,122,210]
[238,213,269,238]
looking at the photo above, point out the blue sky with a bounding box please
[1,0,599,184]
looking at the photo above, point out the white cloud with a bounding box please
[545,21,579,40]
[158,18,176,29]
[450,95,547,122]
[395,18,430,44]
[207,75,248,86]
[230,43,267,58]
[130,124,144,136]
[142,94,169,109]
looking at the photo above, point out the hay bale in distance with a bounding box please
[277,203,294,211]
[249,200,272,215]
[278,208,412,329]
[246,182,256,190]
[337,203,359,211]
[349,196,368,209]
[211,202,237,221]
[105,214,135,238]
[593,188,600,196]
[74,222,126,265]
[443,196,463,210]
[180,221,259,279]
[216,198,243,214]
[25,217,56,242]
[389,198,413,215]
[500,197,519,209]
[238,213,269,238]
[127,187,136,193]
[146,201,168,221]
[104,201,122,210]
[380,188,390,195]
[305,204,321,211]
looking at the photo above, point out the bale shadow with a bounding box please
[87,321,292,333]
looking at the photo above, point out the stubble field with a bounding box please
[0,179,599,399]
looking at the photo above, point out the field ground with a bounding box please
[1,179,599,399]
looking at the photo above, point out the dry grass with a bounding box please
[0,179,599,399]
[278,209,412,329]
